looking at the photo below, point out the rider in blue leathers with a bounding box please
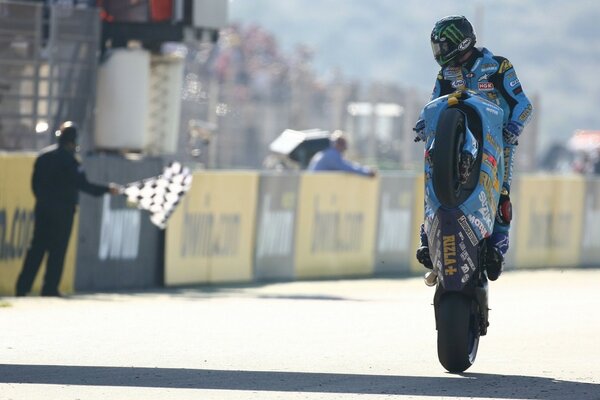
[415,15,533,280]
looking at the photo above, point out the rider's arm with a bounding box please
[430,71,454,100]
[491,57,533,133]
[314,149,373,177]
[416,70,457,142]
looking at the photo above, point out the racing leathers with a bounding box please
[418,47,533,271]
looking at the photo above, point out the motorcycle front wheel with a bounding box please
[432,107,466,208]
[436,292,480,373]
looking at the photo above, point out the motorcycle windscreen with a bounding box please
[428,208,480,290]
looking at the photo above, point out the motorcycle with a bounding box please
[417,89,505,372]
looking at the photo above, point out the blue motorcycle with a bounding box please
[418,89,504,372]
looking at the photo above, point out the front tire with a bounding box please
[437,292,480,373]
[432,108,466,208]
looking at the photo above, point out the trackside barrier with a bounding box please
[375,173,421,274]
[293,173,379,279]
[513,175,585,269]
[3,154,595,294]
[409,174,426,274]
[0,153,78,296]
[165,171,259,285]
[75,154,165,291]
[254,173,300,280]
[580,178,600,267]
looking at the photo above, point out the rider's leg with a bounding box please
[487,144,516,280]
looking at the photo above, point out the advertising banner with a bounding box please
[254,173,299,281]
[581,178,600,266]
[294,173,379,279]
[75,154,165,291]
[374,173,418,274]
[513,175,584,268]
[165,171,259,285]
[549,176,585,266]
[409,174,426,273]
[0,154,78,295]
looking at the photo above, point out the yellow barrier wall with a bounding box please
[294,174,379,278]
[0,154,78,295]
[514,175,585,268]
[165,171,259,285]
[409,174,425,274]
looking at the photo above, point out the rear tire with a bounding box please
[432,108,466,208]
[437,292,480,373]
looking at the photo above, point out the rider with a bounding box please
[414,15,533,281]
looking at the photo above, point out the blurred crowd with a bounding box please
[179,23,421,170]
[179,23,368,169]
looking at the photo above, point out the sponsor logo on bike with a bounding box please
[468,214,489,238]
[452,79,466,88]
[483,151,498,169]
[509,78,520,87]
[485,133,502,153]
[443,234,457,267]
[480,172,499,208]
[478,82,494,91]
[485,107,499,115]
[457,215,478,246]
[478,191,494,228]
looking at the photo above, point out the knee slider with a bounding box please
[496,193,512,225]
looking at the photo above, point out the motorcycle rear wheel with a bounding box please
[437,292,480,373]
[432,107,466,208]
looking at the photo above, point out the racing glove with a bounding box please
[502,121,522,145]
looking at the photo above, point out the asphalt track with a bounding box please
[0,269,598,399]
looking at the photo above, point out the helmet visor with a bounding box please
[431,40,455,66]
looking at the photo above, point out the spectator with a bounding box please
[308,130,376,177]
[15,121,120,297]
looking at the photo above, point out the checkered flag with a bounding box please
[122,161,193,229]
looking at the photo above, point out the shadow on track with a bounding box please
[0,364,597,399]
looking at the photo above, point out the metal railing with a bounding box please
[0,1,99,151]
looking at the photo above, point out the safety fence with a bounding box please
[0,153,597,295]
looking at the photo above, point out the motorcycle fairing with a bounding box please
[421,91,505,245]
[427,207,480,291]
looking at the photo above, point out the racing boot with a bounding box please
[416,226,437,286]
[485,232,508,281]
[415,224,433,270]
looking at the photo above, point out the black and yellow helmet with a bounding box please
[431,15,476,67]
